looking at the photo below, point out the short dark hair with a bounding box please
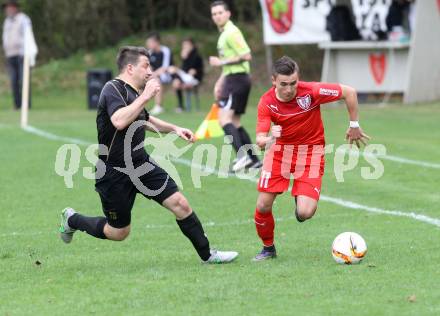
[211,0,229,10]
[272,56,299,77]
[146,31,161,42]
[116,46,149,72]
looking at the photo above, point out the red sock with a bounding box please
[254,208,275,246]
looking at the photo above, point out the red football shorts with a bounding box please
[257,144,325,201]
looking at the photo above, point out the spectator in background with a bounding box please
[168,37,204,112]
[2,0,33,109]
[386,0,413,41]
[145,31,173,115]
[326,0,360,41]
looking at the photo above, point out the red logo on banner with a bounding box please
[369,53,386,85]
[265,0,294,34]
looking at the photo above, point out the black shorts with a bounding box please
[218,73,251,115]
[95,158,178,228]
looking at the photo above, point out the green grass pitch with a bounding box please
[0,89,439,315]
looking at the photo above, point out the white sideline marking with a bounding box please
[0,216,296,238]
[337,148,440,169]
[23,125,91,146]
[144,216,296,230]
[370,154,440,169]
[0,231,45,238]
[19,125,440,230]
[320,196,440,227]
[22,125,440,170]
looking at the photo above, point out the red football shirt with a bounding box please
[256,81,342,146]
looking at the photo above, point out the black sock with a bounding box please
[68,214,107,239]
[176,212,211,261]
[238,126,259,162]
[176,89,183,109]
[295,209,305,223]
[264,244,276,252]
[222,123,243,153]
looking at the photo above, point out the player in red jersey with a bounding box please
[252,56,370,261]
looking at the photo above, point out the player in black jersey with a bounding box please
[59,46,238,264]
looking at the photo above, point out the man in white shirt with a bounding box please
[2,0,33,109]
[145,32,174,115]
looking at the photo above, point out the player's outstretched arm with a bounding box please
[340,84,371,148]
[147,116,195,143]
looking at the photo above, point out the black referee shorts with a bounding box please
[95,158,179,228]
[218,73,251,115]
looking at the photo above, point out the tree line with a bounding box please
[1,0,260,62]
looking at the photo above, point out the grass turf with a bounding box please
[0,87,439,315]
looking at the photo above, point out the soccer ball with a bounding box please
[332,232,367,264]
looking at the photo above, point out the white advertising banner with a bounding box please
[260,0,392,45]
[351,0,392,40]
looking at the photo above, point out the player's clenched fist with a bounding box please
[142,78,161,101]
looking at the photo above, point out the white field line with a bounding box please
[0,216,297,238]
[369,154,440,169]
[144,216,296,230]
[16,125,440,231]
[0,231,45,238]
[336,148,440,169]
[23,125,91,146]
[22,125,440,170]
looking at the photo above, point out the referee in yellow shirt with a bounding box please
[209,1,261,172]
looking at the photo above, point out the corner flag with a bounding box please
[194,103,224,140]
[20,22,38,128]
